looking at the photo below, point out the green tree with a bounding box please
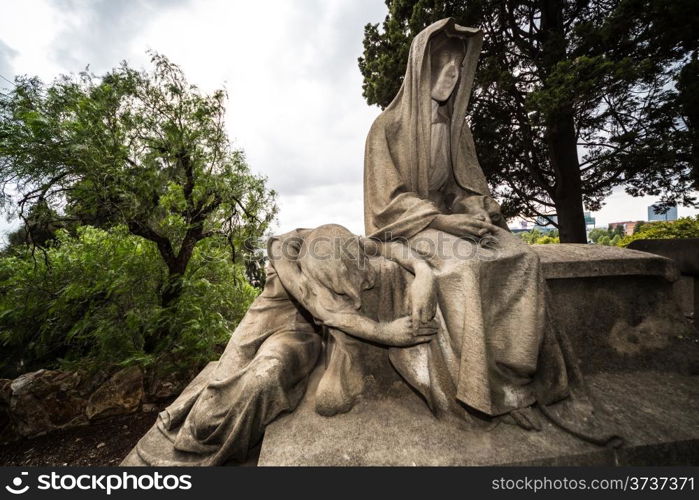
[536,234,560,244]
[0,54,277,350]
[610,225,625,237]
[619,215,699,246]
[359,0,698,242]
[518,227,559,244]
[518,227,544,243]
[597,234,611,245]
[588,227,607,243]
[0,226,257,378]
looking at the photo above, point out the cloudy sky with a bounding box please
[0,0,697,240]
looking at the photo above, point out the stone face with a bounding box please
[86,366,144,420]
[9,370,87,437]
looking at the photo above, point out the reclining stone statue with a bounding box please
[123,224,447,465]
[122,18,620,466]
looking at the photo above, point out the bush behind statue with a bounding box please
[0,225,258,379]
[619,215,699,247]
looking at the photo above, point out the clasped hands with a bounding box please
[431,213,500,239]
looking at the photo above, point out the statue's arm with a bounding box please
[269,235,436,347]
[368,240,437,325]
[369,239,429,275]
[324,313,436,348]
[450,193,510,231]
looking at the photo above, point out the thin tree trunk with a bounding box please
[540,0,587,243]
[548,111,587,243]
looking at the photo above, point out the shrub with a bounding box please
[0,226,258,378]
[519,228,560,244]
[619,216,699,246]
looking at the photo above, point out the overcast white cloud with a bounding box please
[0,0,696,240]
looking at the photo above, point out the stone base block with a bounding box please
[258,367,699,466]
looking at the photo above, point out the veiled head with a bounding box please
[430,32,467,103]
[297,224,376,311]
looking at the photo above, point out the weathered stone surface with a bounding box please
[547,275,697,375]
[627,238,699,276]
[627,238,699,320]
[145,378,183,403]
[86,366,144,420]
[257,244,698,465]
[9,370,87,437]
[534,244,679,281]
[533,244,698,375]
[258,367,699,466]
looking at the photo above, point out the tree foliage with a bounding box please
[359,0,698,242]
[588,223,624,244]
[0,226,258,378]
[0,54,277,375]
[0,53,277,304]
[518,227,560,244]
[619,215,699,246]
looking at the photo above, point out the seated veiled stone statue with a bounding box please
[123,18,621,467]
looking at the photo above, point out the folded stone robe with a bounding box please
[123,252,322,465]
[122,229,424,466]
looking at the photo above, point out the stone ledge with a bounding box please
[534,244,679,282]
[258,368,699,466]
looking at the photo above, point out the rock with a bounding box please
[9,370,88,438]
[141,403,158,413]
[147,379,180,402]
[86,366,144,420]
[0,378,19,444]
[0,379,11,404]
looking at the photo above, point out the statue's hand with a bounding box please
[451,194,505,227]
[431,214,499,238]
[379,316,437,347]
[410,267,437,327]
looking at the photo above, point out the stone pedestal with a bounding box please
[628,238,699,321]
[258,367,699,466]
[258,245,699,465]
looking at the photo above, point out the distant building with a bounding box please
[608,221,641,236]
[648,204,678,222]
[533,215,557,233]
[584,212,596,228]
[508,212,595,235]
[508,220,533,234]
